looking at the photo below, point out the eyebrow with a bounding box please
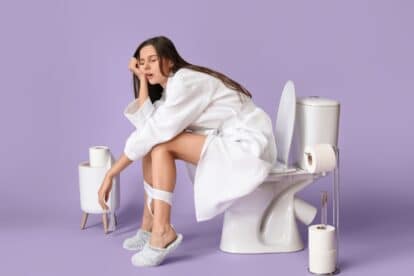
[139,55,158,61]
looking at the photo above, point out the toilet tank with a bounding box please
[291,96,340,170]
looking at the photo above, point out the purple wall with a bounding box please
[1,1,412,275]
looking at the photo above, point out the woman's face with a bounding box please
[139,45,172,88]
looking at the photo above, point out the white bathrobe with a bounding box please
[123,68,278,221]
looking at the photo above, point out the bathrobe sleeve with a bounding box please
[123,97,156,130]
[123,70,216,161]
[123,93,166,129]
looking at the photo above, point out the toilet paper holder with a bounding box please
[308,146,341,275]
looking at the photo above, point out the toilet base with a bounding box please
[220,174,319,254]
[219,203,305,254]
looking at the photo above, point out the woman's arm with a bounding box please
[99,153,132,210]
[128,57,150,108]
[107,153,133,177]
[123,69,216,161]
[137,77,149,108]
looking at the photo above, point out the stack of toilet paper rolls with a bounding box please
[308,224,337,274]
[78,146,120,233]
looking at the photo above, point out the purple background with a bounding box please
[1,0,413,275]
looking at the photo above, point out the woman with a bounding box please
[98,36,278,267]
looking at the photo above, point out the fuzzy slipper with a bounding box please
[122,229,151,251]
[131,233,183,267]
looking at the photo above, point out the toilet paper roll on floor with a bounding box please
[308,224,337,274]
[309,248,337,274]
[304,144,337,173]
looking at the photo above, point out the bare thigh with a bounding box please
[158,131,208,165]
[142,131,207,181]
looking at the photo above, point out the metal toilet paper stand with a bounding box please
[308,146,341,275]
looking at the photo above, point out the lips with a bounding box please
[146,74,153,79]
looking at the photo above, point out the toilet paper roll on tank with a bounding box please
[78,146,120,214]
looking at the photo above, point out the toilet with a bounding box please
[219,81,340,253]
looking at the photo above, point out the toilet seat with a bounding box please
[269,161,297,174]
[267,162,319,183]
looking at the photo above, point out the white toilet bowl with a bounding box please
[219,81,340,254]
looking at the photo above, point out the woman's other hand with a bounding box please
[128,57,146,81]
[98,173,113,211]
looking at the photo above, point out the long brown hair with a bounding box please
[132,36,253,103]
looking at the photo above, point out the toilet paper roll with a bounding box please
[308,224,336,251]
[309,248,337,274]
[89,146,110,167]
[304,144,336,173]
[308,224,337,274]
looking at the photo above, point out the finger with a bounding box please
[99,199,108,210]
[129,57,138,66]
[98,195,103,205]
[98,193,106,209]
[98,199,104,210]
[137,64,145,74]
[128,60,136,70]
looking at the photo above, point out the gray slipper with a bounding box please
[131,233,183,267]
[122,229,151,251]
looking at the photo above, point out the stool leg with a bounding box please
[114,213,118,226]
[80,212,88,230]
[102,213,108,234]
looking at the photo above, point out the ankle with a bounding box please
[141,227,152,232]
[152,223,174,235]
[141,221,153,232]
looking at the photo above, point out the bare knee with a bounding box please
[150,143,173,159]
